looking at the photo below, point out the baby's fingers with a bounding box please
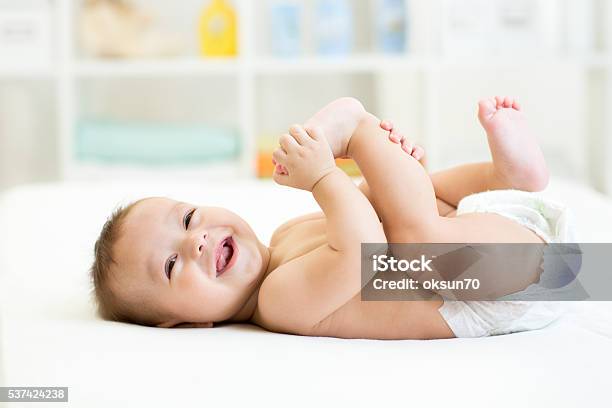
[273,148,288,168]
[289,124,311,146]
[272,158,288,173]
[304,126,324,141]
[275,163,288,175]
[272,149,289,178]
[272,170,289,186]
[279,133,299,153]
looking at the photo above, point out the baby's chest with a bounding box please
[271,218,328,268]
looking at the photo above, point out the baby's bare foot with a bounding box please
[303,97,367,158]
[478,97,549,191]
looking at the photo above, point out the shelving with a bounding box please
[74,58,241,77]
[0,80,58,187]
[1,0,612,193]
[0,63,56,78]
[5,54,612,79]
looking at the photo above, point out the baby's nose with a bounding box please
[193,233,208,256]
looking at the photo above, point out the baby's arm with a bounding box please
[272,125,385,251]
[259,126,385,334]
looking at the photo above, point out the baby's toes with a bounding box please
[401,139,414,154]
[380,120,394,132]
[478,99,497,121]
[503,96,515,109]
[389,130,403,144]
[495,96,505,108]
[412,145,425,161]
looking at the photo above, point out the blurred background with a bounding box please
[1,0,611,194]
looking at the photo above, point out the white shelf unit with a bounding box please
[2,0,611,193]
[52,0,259,182]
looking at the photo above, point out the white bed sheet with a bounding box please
[1,178,611,407]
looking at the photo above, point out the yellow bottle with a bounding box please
[199,0,238,57]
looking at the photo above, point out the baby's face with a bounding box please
[113,197,268,326]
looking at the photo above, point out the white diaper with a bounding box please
[439,301,567,337]
[439,190,574,338]
[456,189,574,243]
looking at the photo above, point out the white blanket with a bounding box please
[1,178,611,407]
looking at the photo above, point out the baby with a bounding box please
[91,96,566,339]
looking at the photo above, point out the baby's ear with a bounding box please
[168,322,214,329]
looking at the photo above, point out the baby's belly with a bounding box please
[311,293,455,340]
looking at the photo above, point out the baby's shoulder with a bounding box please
[270,211,324,245]
[255,243,347,335]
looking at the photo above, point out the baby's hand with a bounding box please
[272,125,336,191]
[380,120,426,166]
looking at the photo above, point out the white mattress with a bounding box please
[1,178,611,407]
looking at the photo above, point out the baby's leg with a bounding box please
[349,111,545,296]
[430,97,549,207]
[347,112,440,241]
[347,111,543,244]
[359,182,456,217]
[302,98,454,217]
[303,97,366,158]
[429,162,505,211]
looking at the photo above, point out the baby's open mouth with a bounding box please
[215,236,236,277]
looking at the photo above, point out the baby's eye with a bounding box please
[183,208,196,230]
[165,254,177,279]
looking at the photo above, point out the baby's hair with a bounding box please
[90,203,137,322]
[90,199,164,326]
